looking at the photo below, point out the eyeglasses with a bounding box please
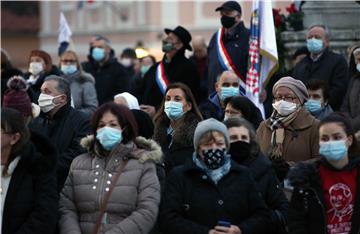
[274,96,298,102]
[61,60,76,63]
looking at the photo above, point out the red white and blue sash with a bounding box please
[216,27,246,93]
[155,61,169,95]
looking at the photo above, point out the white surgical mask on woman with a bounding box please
[272,100,298,116]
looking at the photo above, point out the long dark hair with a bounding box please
[154,82,203,126]
[1,108,30,175]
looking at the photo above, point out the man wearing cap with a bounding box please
[256,76,320,181]
[292,24,349,111]
[82,35,130,105]
[139,26,201,117]
[207,1,250,95]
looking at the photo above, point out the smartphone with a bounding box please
[217,220,231,227]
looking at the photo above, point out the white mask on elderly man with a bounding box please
[272,100,298,116]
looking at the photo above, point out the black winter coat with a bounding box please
[159,159,270,234]
[153,112,201,174]
[239,152,288,233]
[207,22,250,94]
[82,56,130,105]
[140,52,201,108]
[292,49,349,111]
[2,131,58,234]
[287,158,360,234]
[24,65,62,103]
[29,104,90,191]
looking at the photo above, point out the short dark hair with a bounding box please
[121,48,137,59]
[223,117,260,158]
[305,79,330,101]
[319,112,360,158]
[91,102,138,144]
[1,108,30,175]
[44,75,71,103]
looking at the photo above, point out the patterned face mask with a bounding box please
[202,148,227,170]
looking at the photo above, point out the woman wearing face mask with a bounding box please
[153,82,203,174]
[59,103,161,234]
[256,76,320,182]
[60,50,98,118]
[341,45,360,136]
[224,117,289,234]
[24,50,61,103]
[288,112,360,234]
[159,118,270,234]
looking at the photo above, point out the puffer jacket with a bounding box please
[59,136,162,234]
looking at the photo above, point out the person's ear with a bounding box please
[346,135,353,148]
[10,133,21,146]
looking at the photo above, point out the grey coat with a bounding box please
[63,71,98,117]
[59,136,162,234]
[341,74,360,132]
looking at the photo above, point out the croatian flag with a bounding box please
[58,12,72,56]
[246,0,278,118]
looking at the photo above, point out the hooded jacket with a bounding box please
[2,130,58,234]
[287,158,360,234]
[59,136,162,234]
[62,70,98,117]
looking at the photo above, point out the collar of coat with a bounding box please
[80,135,163,164]
[265,107,318,131]
[182,157,248,175]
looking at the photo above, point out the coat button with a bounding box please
[95,171,99,175]
[95,164,100,168]
[92,186,96,190]
[115,159,119,162]
[202,175,207,180]
[218,200,224,205]
[105,187,109,192]
[94,178,98,183]
[107,180,111,185]
[108,173,112,177]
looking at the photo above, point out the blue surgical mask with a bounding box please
[61,64,77,75]
[319,140,348,161]
[305,99,322,113]
[92,47,106,61]
[307,38,323,53]
[220,87,239,101]
[96,126,123,151]
[356,63,360,73]
[164,101,184,120]
[140,65,151,77]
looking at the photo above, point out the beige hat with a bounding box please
[273,76,309,104]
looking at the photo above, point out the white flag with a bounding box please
[58,12,72,55]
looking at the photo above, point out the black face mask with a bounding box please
[221,15,236,29]
[229,141,251,164]
[202,148,227,170]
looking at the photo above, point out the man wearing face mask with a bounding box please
[81,35,130,105]
[305,79,333,120]
[199,70,241,120]
[256,76,320,182]
[30,75,90,191]
[292,24,349,111]
[119,48,137,77]
[207,1,250,95]
[139,26,201,117]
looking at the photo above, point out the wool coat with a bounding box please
[59,136,162,234]
[159,159,270,234]
[341,73,360,133]
[2,131,58,234]
[256,107,320,163]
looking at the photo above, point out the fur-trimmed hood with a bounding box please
[80,135,163,164]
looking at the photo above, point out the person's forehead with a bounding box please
[308,88,323,96]
[220,73,239,83]
[307,26,325,36]
[62,53,76,60]
[92,39,106,47]
[167,32,180,41]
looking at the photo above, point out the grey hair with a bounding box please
[94,35,112,47]
[216,70,239,82]
[44,75,71,103]
[308,24,331,40]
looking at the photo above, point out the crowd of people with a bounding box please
[1,1,360,234]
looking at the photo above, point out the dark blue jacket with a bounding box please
[207,22,250,94]
[199,92,224,120]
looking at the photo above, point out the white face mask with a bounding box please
[29,62,44,76]
[38,93,61,113]
[120,58,132,68]
[272,100,298,116]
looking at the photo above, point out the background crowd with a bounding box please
[1,1,360,234]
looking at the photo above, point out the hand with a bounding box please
[139,105,156,118]
[209,225,241,234]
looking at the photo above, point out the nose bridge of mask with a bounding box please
[165,101,183,110]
